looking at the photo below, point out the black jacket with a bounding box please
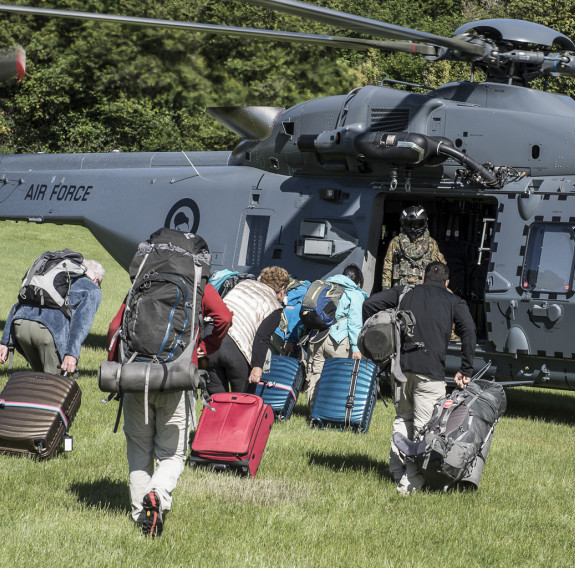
[362,281,476,380]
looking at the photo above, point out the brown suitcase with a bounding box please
[0,371,82,459]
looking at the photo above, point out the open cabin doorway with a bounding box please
[365,193,498,341]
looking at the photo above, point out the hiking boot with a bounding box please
[142,491,163,538]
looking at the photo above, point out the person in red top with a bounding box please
[194,283,234,365]
[123,281,232,538]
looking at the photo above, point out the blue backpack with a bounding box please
[276,279,311,342]
[299,279,345,331]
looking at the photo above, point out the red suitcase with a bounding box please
[0,371,82,459]
[188,393,274,478]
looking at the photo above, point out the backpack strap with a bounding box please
[391,285,415,383]
[184,261,205,430]
[143,360,154,425]
[113,394,124,434]
[344,358,361,427]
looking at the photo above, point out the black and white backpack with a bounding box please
[18,250,86,318]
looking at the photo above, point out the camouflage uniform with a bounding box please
[381,230,446,289]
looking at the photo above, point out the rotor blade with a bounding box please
[0,4,436,54]
[244,0,486,57]
[0,45,25,82]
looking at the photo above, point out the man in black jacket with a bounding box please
[363,261,476,494]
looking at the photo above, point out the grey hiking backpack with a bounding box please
[99,228,211,401]
[18,249,86,318]
[357,285,420,381]
[393,363,507,490]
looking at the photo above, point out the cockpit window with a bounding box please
[522,223,575,293]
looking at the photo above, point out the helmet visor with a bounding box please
[402,218,426,231]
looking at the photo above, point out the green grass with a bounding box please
[0,221,574,568]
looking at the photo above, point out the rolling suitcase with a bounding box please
[188,393,274,477]
[0,371,82,459]
[254,355,305,421]
[310,358,378,433]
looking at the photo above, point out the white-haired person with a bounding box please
[0,258,104,375]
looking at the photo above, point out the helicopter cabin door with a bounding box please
[484,192,575,378]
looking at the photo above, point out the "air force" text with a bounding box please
[24,183,92,201]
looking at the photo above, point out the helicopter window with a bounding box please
[282,122,295,136]
[522,223,575,293]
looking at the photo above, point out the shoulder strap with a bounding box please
[391,285,415,383]
[344,359,361,427]
[398,284,414,307]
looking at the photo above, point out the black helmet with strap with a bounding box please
[400,206,428,239]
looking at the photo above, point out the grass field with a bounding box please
[0,221,574,568]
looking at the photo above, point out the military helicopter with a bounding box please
[1,0,575,390]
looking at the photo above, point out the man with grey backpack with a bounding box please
[362,261,476,495]
[0,252,104,375]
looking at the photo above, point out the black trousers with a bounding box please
[206,335,252,395]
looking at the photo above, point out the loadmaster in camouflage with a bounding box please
[381,230,446,289]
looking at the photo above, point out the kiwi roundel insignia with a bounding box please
[164,198,200,233]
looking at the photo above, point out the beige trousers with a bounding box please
[390,371,446,491]
[123,390,190,522]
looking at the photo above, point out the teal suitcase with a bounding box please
[310,358,377,433]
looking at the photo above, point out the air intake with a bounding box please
[369,108,409,132]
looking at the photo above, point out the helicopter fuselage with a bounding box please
[1,80,575,389]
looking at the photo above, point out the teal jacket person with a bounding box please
[326,273,368,354]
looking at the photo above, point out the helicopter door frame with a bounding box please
[363,192,385,294]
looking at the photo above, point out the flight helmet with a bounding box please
[400,206,428,239]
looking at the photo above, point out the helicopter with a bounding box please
[1,0,575,390]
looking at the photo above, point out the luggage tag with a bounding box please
[64,435,73,452]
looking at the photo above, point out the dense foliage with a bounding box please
[0,0,573,154]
